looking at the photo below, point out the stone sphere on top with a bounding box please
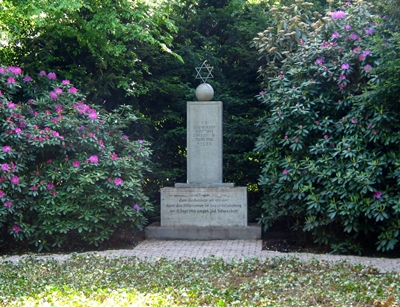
[195,83,214,101]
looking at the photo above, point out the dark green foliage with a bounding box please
[0,0,180,106]
[254,0,400,253]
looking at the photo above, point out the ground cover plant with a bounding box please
[254,0,400,254]
[0,67,152,251]
[0,255,398,306]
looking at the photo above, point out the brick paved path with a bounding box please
[2,240,400,273]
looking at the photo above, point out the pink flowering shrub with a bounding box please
[253,0,400,253]
[0,68,152,251]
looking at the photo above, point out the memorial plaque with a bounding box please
[187,101,222,184]
[161,187,247,227]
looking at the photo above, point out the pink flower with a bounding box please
[88,110,98,120]
[55,87,63,94]
[1,164,10,172]
[349,33,358,40]
[284,135,288,140]
[344,24,352,30]
[294,138,299,143]
[110,153,118,161]
[0,67,4,74]
[88,155,99,164]
[341,63,350,70]
[133,204,141,211]
[7,102,15,109]
[7,77,16,84]
[10,162,17,170]
[74,102,90,114]
[8,66,22,74]
[52,190,57,196]
[331,32,340,39]
[52,131,60,137]
[14,128,22,135]
[0,190,5,197]
[68,87,78,94]
[363,50,371,56]
[49,91,58,99]
[62,79,70,85]
[12,225,21,233]
[338,84,347,90]
[364,64,372,72]
[339,75,346,80]
[47,72,57,80]
[282,169,290,175]
[259,90,265,95]
[373,191,382,199]
[332,10,346,19]
[316,58,324,65]
[324,135,329,139]
[47,183,54,190]
[278,74,284,79]
[39,70,47,76]
[351,118,357,123]
[30,186,38,191]
[114,177,123,186]
[365,28,373,35]
[72,160,81,168]
[11,175,19,185]
[23,76,32,82]
[4,200,12,208]
[54,104,63,113]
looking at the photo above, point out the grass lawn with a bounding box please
[0,255,399,306]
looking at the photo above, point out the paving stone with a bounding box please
[1,240,399,273]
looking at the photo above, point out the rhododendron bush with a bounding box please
[254,0,400,253]
[0,67,152,251]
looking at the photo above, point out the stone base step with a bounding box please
[145,222,261,240]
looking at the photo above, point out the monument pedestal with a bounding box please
[145,100,261,240]
[146,223,261,240]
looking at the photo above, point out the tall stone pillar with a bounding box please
[145,61,261,240]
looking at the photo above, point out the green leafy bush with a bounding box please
[0,67,152,251]
[254,0,400,253]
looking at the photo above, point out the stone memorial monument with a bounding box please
[145,61,261,240]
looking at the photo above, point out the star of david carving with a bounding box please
[195,60,214,83]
